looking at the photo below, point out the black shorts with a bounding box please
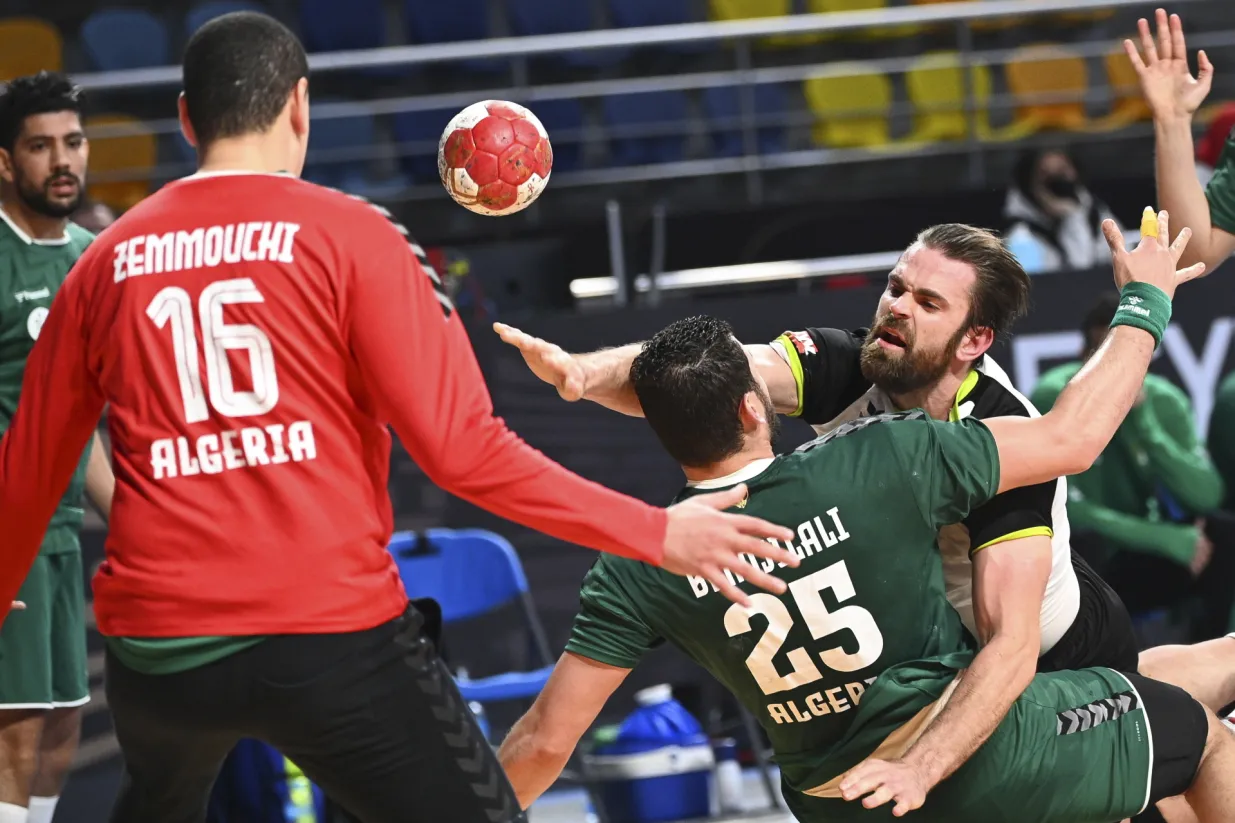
[105,602,526,823]
[1038,549,1140,674]
[1126,671,1210,808]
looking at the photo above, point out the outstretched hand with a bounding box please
[839,757,931,817]
[494,322,588,402]
[1123,8,1213,121]
[1102,210,1205,297]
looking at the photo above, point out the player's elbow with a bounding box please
[1053,423,1102,478]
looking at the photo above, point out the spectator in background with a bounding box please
[68,198,114,234]
[1003,148,1130,274]
[1032,294,1225,640]
[1195,104,1235,188]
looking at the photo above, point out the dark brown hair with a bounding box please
[915,223,1031,339]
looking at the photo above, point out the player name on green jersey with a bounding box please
[687,507,852,598]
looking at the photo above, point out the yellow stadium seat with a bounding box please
[710,0,821,47]
[803,64,892,147]
[0,18,63,81]
[1005,44,1089,132]
[905,53,1036,144]
[85,115,157,212]
[808,0,921,39]
[1101,48,1150,127]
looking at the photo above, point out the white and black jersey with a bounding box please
[770,327,1083,654]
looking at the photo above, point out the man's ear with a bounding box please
[739,390,766,432]
[956,326,995,365]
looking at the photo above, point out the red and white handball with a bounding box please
[438,100,553,216]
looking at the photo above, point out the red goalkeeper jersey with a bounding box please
[0,172,667,636]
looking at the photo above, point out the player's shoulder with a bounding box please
[776,326,866,355]
[65,221,94,253]
[794,408,930,455]
[961,356,1040,420]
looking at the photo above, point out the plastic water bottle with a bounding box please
[713,738,744,814]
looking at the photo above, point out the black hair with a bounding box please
[0,72,83,152]
[630,316,757,468]
[182,11,309,147]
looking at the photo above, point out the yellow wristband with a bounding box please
[1141,207,1158,239]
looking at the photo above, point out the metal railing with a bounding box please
[68,0,1235,201]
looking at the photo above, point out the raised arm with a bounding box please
[1127,9,1235,272]
[347,214,797,606]
[986,212,1205,494]
[493,323,801,416]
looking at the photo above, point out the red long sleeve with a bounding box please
[345,216,667,566]
[0,277,105,625]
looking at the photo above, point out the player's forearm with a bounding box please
[577,344,646,416]
[1025,327,1155,485]
[902,633,1038,789]
[497,713,574,809]
[85,431,115,522]
[1156,116,1216,271]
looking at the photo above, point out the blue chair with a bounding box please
[80,9,170,71]
[702,83,789,156]
[185,1,268,36]
[391,108,455,182]
[303,104,377,191]
[508,0,625,66]
[388,529,555,706]
[404,0,503,72]
[609,0,695,28]
[523,99,585,172]
[299,0,386,52]
[602,91,690,165]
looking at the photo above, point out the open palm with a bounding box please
[1124,9,1213,119]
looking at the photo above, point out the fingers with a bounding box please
[1198,50,1214,90]
[840,762,885,801]
[493,322,535,351]
[738,530,801,566]
[862,785,896,810]
[1177,261,1207,283]
[1137,16,1159,64]
[712,571,751,608]
[1123,38,1147,73]
[727,558,787,595]
[1169,13,1187,64]
[1155,209,1170,248]
[1168,223,1191,260]
[1155,7,1171,62]
[1101,219,1128,258]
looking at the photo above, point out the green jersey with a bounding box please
[1205,128,1235,235]
[568,413,1155,822]
[0,208,95,551]
[569,412,995,793]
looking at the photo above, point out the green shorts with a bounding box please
[0,550,89,708]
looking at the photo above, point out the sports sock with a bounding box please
[26,797,57,823]
[0,802,28,823]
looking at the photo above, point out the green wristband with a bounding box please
[1109,282,1172,348]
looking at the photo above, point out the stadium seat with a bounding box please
[0,18,62,81]
[508,0,624,65]
[608,0,695,28]
[602,91,690,166]
[522,99,585,172]
[303,104,377,192]
[185,1,269,36]
[299,0,386,52]
[702,84,788,156]
[389,530,556,706]
[391,107,457,182]
[85,115,157,212]
[1005,44,1089,132]
[1102,49,1151,127]
[711,0,822,47]
[803,64,892,147]
[902,51,1037,143]
[80,9,170,71]
[404,0,489,44]
[808,0,920,39]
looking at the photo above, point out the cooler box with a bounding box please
[584,685,715,823]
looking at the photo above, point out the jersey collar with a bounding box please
[687,457,776,490]
[0,205,70,246]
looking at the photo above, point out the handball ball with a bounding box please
[438,100,553,216]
